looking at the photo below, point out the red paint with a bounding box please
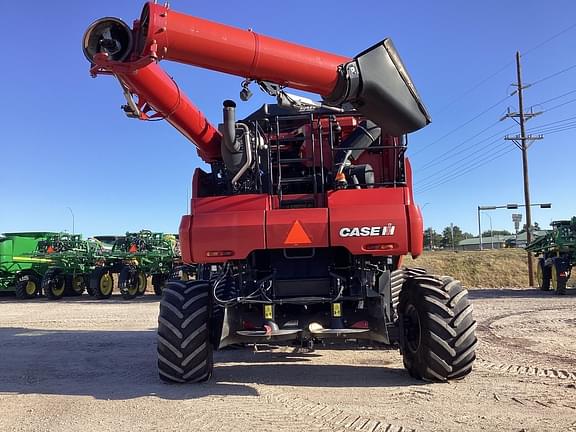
[140,2,348,95]
[284,221,312,245]
[267,208,329,249]
[91,57,221,162]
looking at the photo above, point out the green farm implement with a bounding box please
[526,217,576,294]
[0,232,54,299]
[90,230,180,300]
[33,233,106,300]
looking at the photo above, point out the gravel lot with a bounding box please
[0,288,574,432]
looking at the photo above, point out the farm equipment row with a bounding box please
[527,217,575,295]
[0,230,181,300]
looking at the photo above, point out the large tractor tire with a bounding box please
[157,280,213,383]
[551,260,568,295]
[42,268,67,300]
[90,268,114,299]
[398,275,477,382]
[15,272,41,299]
[65,274,87,296]
[119,265,139,300]
[536,259,551,291]
[152,274,167,296]
[136,272,148,296]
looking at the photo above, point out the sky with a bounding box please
[1,0,575,237]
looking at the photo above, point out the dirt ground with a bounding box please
[0,288,575,432]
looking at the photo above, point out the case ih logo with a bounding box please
[339,224,396,237]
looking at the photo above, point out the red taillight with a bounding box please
[206,250,233,257]
[364,243,395,251]
[351,320,369,329]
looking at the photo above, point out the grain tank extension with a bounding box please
[83,2,477,383]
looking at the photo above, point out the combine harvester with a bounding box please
[527,217,575,294]
[83,2,477,383]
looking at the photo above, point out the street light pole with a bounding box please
[477,206,483,251]
[66,207,75,235]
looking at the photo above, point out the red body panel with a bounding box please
[180,187,421,263]
[186,195,268,263]
[328,189,409,255]
[266,208,329,249]
[93,60,222,161]
[142,2,348,95]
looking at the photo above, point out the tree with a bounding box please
[423,228,443,250]
[441,225,466,249]
[520,222,540,233]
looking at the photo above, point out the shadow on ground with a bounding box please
[0,327,419,401]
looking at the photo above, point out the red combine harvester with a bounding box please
[83,2,477,383]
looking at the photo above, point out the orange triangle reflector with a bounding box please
[284,220,312,245]
[129,244,138,253]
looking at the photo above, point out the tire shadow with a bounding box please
[0,327,421,401]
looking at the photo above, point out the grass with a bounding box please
[404,248,575,288]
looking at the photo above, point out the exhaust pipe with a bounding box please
[221,100,241,153]
[83,17,133,63]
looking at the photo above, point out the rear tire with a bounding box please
[15,272,41,299]
[65,274,86,296]
[537,259,551,291]
[90,268,114,299]
[399,275,477,382]
[42,268,67,300]
[136,272,148,296]
[551,261,568,295]
[152,274,167,296]
[157,280,213,383]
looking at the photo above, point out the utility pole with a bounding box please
[501,52,543,287]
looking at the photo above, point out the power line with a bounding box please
[434,21,576,114]
[415,145,515,194]
[416,137,505,184]
[417,123,514,172]
[531,62,576,87]
[522,22,576,56]
[533,88,576,106]
[411,94,512,157]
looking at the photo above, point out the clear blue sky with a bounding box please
[1,1,575,237]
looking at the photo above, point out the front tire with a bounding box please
[65,274,86,296]
[551,261,568,295]
[399,275,477,382]
[42,268,67,300]
[15,272,41,299]
[90,267,114,299]
[157,280,213,383]
[119,265,139,300]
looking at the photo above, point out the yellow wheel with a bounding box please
[100,273,114,297]
[551,263,558,291]
[15,273,41,300]
[42,268,66,300]
[25,281,37,296]
[119,266,139,300]
[137,272,148,296]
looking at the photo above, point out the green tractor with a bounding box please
[90,230,180,300]
[34,233,106,300]
[0,232,55,299]
[526,217,576,294]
